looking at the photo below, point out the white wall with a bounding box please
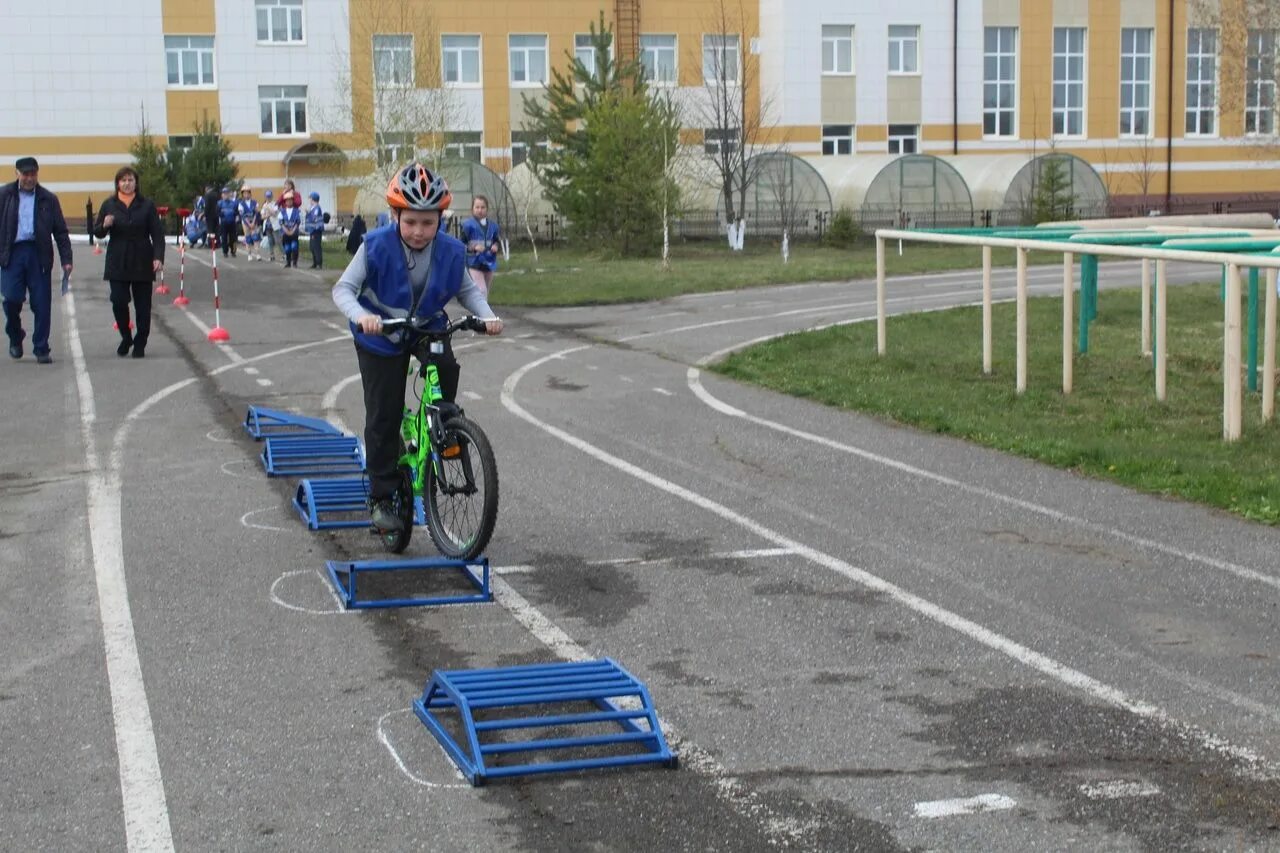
[0,0,167,139]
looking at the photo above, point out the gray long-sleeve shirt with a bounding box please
[331,239,497,324]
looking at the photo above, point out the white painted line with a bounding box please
[219,459,257,478]
[503,346,1276,776]
[178,308,247,364]
[913,794,1017,819]
[376,709,469,788]
[204,428,233,444]
[653,387,675,396]
[586,548,797,568]
[256,378,273,387]
[493,564,536,575]
[620,376,634,383]
[721,547,797,559]
[687,364,1280,595]
[64,293,176,852]
[462,390,482,401]
[320,372,361,436]
[243,366,260,375]
[522,344,542,352]
[267,570,345,615]
[1079,780,1161,800]
[239,506,288,533]
[324,321,350,334]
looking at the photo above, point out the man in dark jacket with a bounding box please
[0,157,73,363]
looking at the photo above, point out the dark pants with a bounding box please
[109,280,152,350]
[220,221,238,255]
[309,232,323,268]
[357,341,459,499]
[2,242,52,356]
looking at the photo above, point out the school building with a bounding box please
[2,0,1277,219]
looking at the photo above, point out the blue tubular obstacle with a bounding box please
[260,435,365,477]
[292,478,424,529]
[243,405,344,440]
[324,556,490,609]
[413,659,677,786]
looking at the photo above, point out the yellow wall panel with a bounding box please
[1019,1,1053,140]
[1088,1,1120,139]
[166,91,221,135]
[161,0,214,34]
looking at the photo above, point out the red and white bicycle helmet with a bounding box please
[386,162,452,212]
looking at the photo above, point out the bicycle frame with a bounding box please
[399,360,444,499]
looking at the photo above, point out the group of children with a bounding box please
[184,180,323,268]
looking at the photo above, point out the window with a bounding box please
[983,27,1017,137]
[511,131,550,167]
[255,0,303,44]
[442,35,480,84]
[704,127,739,156]
[888,25,919,74]
[703,34,740,84]
[165,36,215,87]
[1052,27,1086,136]
[444,131,482,162]
[373,34,413,87]
[1186,28,1217,136]
[1119,28,1153,136]
[509,34,548,85]
[1246,29,1277,135]
[821,124,853,155]
[822,25,853,75]
[640,34,677,84]
[574,34,607,80]
[259,85,307,136]
[375,131,414,167]
[887,124,919,154]
[168,136,194,151]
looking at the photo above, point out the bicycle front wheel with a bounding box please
[426,416,498,560]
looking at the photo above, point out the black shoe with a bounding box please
[7,342,20,359]
[369,499,403,532]
[131,346,146,359]
[36,352,52,364]
[117,339,132,357]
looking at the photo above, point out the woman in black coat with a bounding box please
[93,167,165,357]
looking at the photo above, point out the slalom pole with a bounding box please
[154,260,170,295]
[173,236,190,306]
[207,242,230,342]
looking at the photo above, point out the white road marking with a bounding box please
[493,564,536,575]
[321,372,361,436]
[64,293,176,852]
[1079,780,1161,800]
[267,570,346,615]
[913,794,1017,819]
[219,459,257,478]
[503,346,1276,776]
[205,428,233,443]
[375,709,469,789]
[243,367,259,375]
[587,547,798,568]
[462,390,482,401]
[653,387,674,396]
[239,506,289,533]
[686,362,1280,595]
[256,378,273,387]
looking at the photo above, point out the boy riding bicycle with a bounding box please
[332,163,503,533]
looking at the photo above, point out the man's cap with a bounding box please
[222,185,233,192]
[15,156,38,173]
[264,190,273,199]
[241,186,252,193]
[310,191,320,200]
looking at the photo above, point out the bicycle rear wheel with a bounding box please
[380,464,416,554]
[426,416,498,560]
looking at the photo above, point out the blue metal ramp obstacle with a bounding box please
[293,478,424,530]
[413,658,677,786]
[260,435,365,477]
[243,405,344,440]
[324,556,490,609]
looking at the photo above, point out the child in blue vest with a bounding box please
[216,187,239,257]
[279,195,301,267]
[237,188,261,261]
[304,191,326,268]
[460,194,501,296]
[331,162,503,533]
[184,210,205,247]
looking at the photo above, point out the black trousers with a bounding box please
[357,341,460,499]
[109,280,152,348]
[309,232,323,268]
[220,221,238,254]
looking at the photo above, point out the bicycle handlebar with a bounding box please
[379,314,495,338]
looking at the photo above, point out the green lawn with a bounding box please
[489,241,1063,307]
[712,283,1280,524]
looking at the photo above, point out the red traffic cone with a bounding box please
[207,326,230,342]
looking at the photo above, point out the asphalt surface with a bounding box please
[2,244,1277,853]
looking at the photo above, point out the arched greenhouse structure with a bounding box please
[713,151,833,237]
[859,154,974,228]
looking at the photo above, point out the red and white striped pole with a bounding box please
[207,243,230,342]
[173,236,190,306]
[154,261,170,295]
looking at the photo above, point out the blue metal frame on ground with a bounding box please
[324,556,491,609]
[243,405,344,440]
[412,658,677,786]
[293,478,425,529]
[260,435,365,477]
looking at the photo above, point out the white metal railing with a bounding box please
[873,227,1280,442]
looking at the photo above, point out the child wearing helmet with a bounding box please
[331,162,503,534]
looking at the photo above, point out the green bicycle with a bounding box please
[377,315,499,559]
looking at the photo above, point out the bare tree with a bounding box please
[320,0,464,208]
[684,0,782,250]
[1189,0,1280,156]
[1129,134,1159,213]
[504,164,543,262]
[757,153,805,262]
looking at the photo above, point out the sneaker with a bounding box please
[117,339,132,357]
[7,342,20,359]
[131,346,146,359]
[36,353,52,364]
[369,499,403,532]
